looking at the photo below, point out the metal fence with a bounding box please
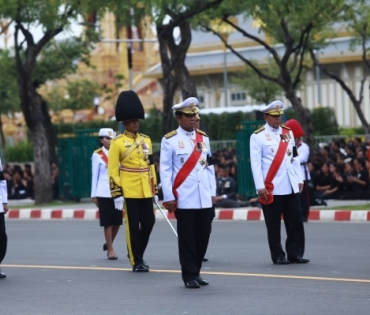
[152,134,370,152]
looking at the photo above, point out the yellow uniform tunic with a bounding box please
[108,130,157,199]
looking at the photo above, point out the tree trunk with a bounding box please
[157,24,178,134]
[285,88,316,157]
[352,100,370,134]
[17,74,53,204]
[171,21,197,99]
[41,98,57,163]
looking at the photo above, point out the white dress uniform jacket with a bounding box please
[0,158,8,213]
[250,124,303,195]
[296,141,311,181]
[91,147,112,198]
[160,127,216,209]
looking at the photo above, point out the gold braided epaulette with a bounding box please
[281,124,291,130]
[140,133,150,138]
[112,134,123,141]
[196,129,208,137]
[94,148,102,153]
[254,126,265,134]
[164,130,177,139]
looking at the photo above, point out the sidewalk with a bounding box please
[5,199,370,222]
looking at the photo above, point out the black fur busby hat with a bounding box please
[115,90,145,121]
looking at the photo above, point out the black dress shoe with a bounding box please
[185,280,200,288]
[133,264,149,272]
[103,243,107,251]
[288,256,310,263]
[195,276,209,285]
[202,257,208,262]
[0,270,6,279]
[273,257,290,265]
[107,254,118,260]
[127,253,149,269]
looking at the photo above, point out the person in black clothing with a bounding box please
[23,164,34,199]
[321,163,345,200]
[348,157,369,199]
[315,162,331,200]
[214,164,240,208]
[9,169,27,200]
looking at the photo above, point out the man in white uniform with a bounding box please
[160,97,216,288]
[250,101,309,265]
[0,157,9,278]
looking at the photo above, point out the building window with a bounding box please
[231,92,246,104]
[315,64,341,80]
[198,95,205,107]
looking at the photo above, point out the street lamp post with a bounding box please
[221,33,229,107]
[314,50,321,106]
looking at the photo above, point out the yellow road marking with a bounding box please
[2,264,370,284]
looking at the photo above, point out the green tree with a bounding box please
[201,0,345,155]
[62,79,100,115]
[310,0,370,134]
[102,0,224,134]
[232,62,284,104]
[0,0,98,203]
[0,49,19,149]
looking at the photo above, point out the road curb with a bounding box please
[5,208,370,221]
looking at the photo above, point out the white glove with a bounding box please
[154,195,159,204]
[114,196,124,211]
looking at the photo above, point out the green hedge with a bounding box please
[4,141,33,162]
[284,106,339,135]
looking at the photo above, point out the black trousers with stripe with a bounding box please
[175,208,213,283]
[261,193,305,262]
[124,198,155,266]
[0,213,7,264]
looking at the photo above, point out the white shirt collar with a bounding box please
[177,126,195,137]
[265,123,280,134]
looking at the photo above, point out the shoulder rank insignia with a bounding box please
[112,134,123,141]
[164,130,177,139]
[94,148,102,153]
[281,124,291,130]
[140,133,150,138]
[254,126,265,134]
[196,129,208,137]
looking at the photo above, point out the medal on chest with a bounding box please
[199,157,206,166]
[265,133,272,141]
[287,148,291,156]
[141,141,150,161]
[178,140,185,148]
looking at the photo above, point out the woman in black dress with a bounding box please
[91,128,122,260]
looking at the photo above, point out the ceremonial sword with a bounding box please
[153,199,178,237]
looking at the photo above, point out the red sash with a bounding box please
[259,127,290,205]
[163,131,203,209]
[97,150,108,165]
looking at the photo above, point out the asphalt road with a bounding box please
[1,220,370,315]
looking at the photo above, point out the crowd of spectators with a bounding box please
[2,163,59,200]
[3,136,369,204]
[154,136,370,206]
[309,137,370,202]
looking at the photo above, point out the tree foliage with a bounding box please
[200,0,345,156]
[0,0,99,203]
[0,49,19,149]
[232,62,284,104]
[310,0,370,134]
